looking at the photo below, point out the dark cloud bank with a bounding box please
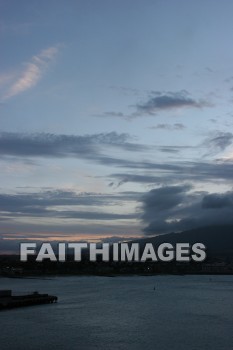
[2,186,233,239]
[1,127,233,249]
[141,185,233,235]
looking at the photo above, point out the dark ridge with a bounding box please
[132,225,233,258]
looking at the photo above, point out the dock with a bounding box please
[0,290,58,310]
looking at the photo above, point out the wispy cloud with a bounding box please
[0,189,139,223]
[98,90,211,120]
[136,91,210,115]
[109,159,233,187]
[2,46,58,100]
[0,131,149,160]
[203,131,233,156]
[149,123,185,130]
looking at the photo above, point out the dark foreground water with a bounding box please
[0,275,233,350]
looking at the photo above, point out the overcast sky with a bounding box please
[1,0,233,252]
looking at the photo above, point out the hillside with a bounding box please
[133,225,233,259]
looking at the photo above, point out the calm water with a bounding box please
[0,275,233,350]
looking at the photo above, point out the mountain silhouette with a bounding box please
[132,225,233,259]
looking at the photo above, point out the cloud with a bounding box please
[5,63,41,99]
[203,131,233,155]
[141,186,233,235]
[149,123,185,130]
[109,174,164,187]
[202,192,233,209]
[158,147,181,154]
[0,221,140,239]
[136,91,209,115]
[97,90,210,119]
[0,189,139,221]
[142,185,192,213]
[3,46,58,100]
[101,112,128,118]
[0,131,148,160]
[0,189,142,249]
[109,160,233,187]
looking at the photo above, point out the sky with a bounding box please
[1,0,233,253]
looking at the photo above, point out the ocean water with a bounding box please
[0,275,233,350]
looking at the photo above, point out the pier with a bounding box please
[0,290,58,310]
